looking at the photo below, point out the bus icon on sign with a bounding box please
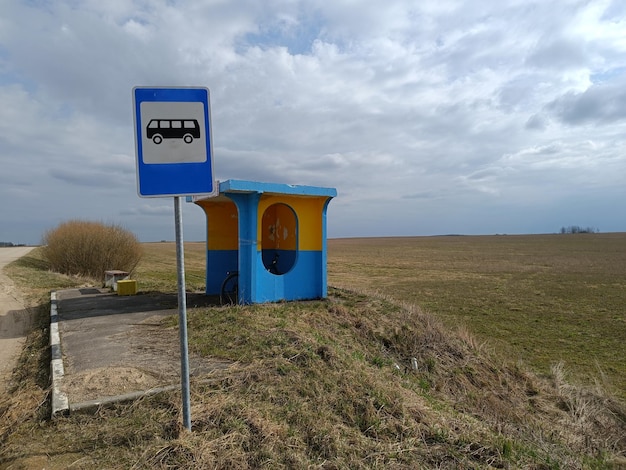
[146,119,200,144]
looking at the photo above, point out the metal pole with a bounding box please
[174,196,191,430]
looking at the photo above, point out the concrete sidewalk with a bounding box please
[51,288,231,415]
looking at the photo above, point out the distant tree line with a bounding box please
[560,226,599,234]
[0,241,15,247]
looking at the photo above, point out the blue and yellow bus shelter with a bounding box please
[191,180,336,304]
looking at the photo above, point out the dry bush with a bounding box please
[42,220,142,279]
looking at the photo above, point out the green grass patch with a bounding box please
[134,242,207,292]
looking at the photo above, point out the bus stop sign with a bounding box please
[133,87,216,197]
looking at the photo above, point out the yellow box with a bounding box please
[116,279,137,296]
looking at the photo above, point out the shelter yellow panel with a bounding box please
[196,200,239,250]
[261,202,297,251]
[258,195,330,251]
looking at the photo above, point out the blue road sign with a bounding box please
[133,87,216,197]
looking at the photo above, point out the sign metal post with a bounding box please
[174,196,191,430]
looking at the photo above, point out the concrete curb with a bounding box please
[69,385,179,414]
[50,291,69,417]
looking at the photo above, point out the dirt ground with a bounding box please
[0,246,35,396]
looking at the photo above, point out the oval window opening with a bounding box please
[262,203,297,275]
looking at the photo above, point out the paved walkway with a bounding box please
[53,288,231,413]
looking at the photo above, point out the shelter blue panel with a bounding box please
[206,249,238,295]
[261,249,297,275]
[253,250,323,303]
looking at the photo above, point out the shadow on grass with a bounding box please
[132,291,221,309]
[9,301,51,394]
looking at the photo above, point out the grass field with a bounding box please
[136,234,626,398]
[1,234,625,468]
[328,233,626,399]
[134,241,207,293]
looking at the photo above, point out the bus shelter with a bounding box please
[191,180,336,304]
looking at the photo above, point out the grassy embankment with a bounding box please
[0,235,624,469]
[328,233,626,399]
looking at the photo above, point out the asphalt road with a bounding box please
[0,246,36,394]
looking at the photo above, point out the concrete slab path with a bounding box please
[53,288,231,412]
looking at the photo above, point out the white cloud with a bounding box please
[547,77,626,124]
[0,0,625,245]
[120,204,172,216]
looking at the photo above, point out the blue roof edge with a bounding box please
[219,179,337,198]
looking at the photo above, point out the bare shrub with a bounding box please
[42,220,142,280]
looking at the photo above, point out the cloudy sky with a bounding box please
[1,0,625,245]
